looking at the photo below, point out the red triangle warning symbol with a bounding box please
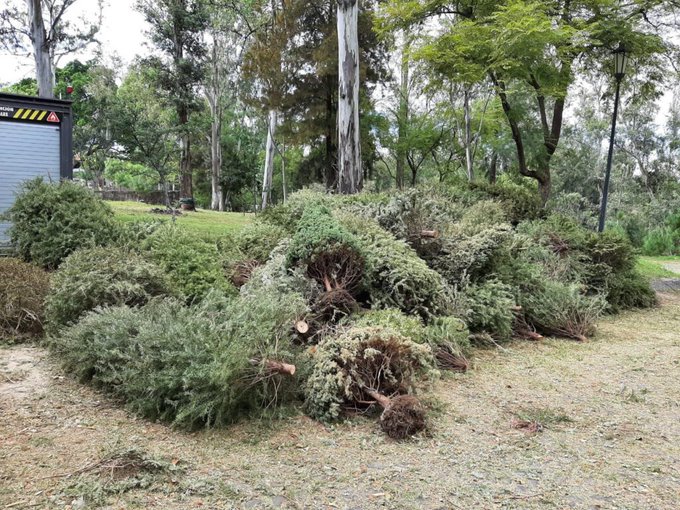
[46,111,60,123]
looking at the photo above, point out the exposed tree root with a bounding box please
[366,389,427,439]
[231,260,261,288]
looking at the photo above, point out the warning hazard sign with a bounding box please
[46,111,60,123]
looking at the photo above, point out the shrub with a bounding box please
[369,187,465,242]
[338,214,451,320]
[141,224,235,302]
[51,287,307,428]
[457,200,509,235]
[642,227,678,256]
[260,189,334,232]
[45,246,173,331]
[304,327,436,422]
[521,281,606,341]
[0,258,50,341]
[460,280,516,339]
[3,178,118,269]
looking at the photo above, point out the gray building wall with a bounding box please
[0,122,61,245]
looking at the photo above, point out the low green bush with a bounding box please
[3,178,118,269]
[115,219,166,250]
[0,258,50,341]
[45,246,173,331]
[141,225,235,302]
[642,227,678,256]
[50,287,307,428]
[304,327,436,422]
[422,225,512,286]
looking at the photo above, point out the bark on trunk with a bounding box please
[336,0,362,194]
[463,88,474,182]
[27,0,54,98]
[210,119,223,211]
[396,33,409,190]
[207,42,224,211]
[261,109,278,210]
[488,152,498,184]
[324,76,338,190]
[178,105,193,201]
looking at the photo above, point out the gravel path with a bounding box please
[1,294,679,509]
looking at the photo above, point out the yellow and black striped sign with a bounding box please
[0,107,60,124]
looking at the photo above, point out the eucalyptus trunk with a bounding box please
[207,42,224,211]
[463,88,474,182]
[27,0,54,98]
[261,109,278,210]
[396,34,409,190]
[336,0,362,194]
[210,112,223,211]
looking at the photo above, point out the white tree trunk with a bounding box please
[464,88,474,182]
[27,0,54,98]
[207,41,224,211]
[336,0,362,194]
[261,109,278,210]
[210,112,223,211]
[396,32,410,190]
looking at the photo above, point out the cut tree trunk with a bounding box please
[261,109,278,210]
[336,0,362,194]
[27,0,54,98]
[250,358,296,376]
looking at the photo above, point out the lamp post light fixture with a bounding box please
[598,43,629,233]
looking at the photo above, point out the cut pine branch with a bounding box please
[250,359,296,376]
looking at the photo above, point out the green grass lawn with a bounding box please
[107,201,253,237]
[637,256,680,279]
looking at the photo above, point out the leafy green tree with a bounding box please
[0,0,102,97]
[381,0,672,204]
[111,65,178,205]
[137,0,209,202]
[243,0,388,190]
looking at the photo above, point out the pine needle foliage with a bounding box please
[521,281,607,340]
[50,288,307,429]
[141,224,235,302]
[460,280,516,339]
[45,246,174,332]
[304,327,437,422]
[338,213,451,320]
[3,178,118,269]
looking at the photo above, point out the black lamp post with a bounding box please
[598,43,629,233]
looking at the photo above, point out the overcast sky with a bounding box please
[0,0,147,84]
[0,0,675,127]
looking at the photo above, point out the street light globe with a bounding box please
[614,43,628,80]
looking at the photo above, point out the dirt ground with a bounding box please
[1,294,679,510]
